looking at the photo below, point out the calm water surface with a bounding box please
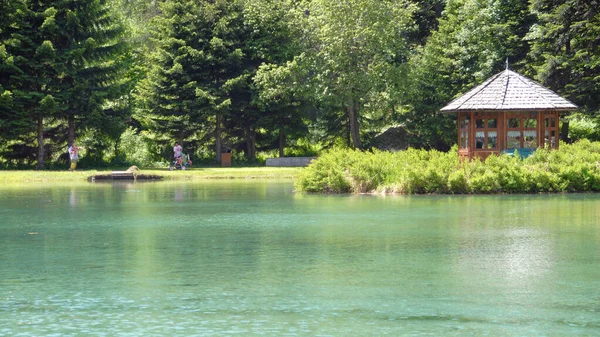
[1,180,599,336]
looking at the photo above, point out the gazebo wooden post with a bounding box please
[537,111,544,148]
[555,111,560,149]
[498,111,505,154]
[457,111,462,158]
[469,111,475,159]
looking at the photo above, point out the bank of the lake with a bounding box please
[0,167,301,184]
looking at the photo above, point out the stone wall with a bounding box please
[265,157,315,167]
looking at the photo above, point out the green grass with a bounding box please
[0,167,302,184]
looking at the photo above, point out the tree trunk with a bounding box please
[561,120,570,143]
[215,114,222,164]
[245,127,256,162]
[67,114,75,146]
[114,138,120,159]
[37,115,45,169]
[346,99,362,149]
[279,130,285,158]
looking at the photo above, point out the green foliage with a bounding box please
[568,114,600,141]
[137,0,270,163]
[0,0,131,169]
[295,140,600,194]
[5,0,600,169]
[294,148,353,193]
[295,0,416,149]
[404,0,535,150]
[295,147,460,193]
[117,127,153,167]
[283,137,322,157]
[527,0,600,113]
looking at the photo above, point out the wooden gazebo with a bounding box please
[441,69,577,160]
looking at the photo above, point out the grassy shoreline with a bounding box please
[0,167,302,184]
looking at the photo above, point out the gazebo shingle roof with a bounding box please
[441,69,577,112]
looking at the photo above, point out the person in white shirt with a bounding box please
[173,142,183,159]
[68,143,79,171]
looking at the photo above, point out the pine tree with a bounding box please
[47,0,131,151]
[138,0,261,163]
[405,0,535,149]
[527,0,599,114]
[0,0,27,141]
[1,0,130,168]
[1,1,63,168]
[136,0,209,160]
[241,0,315,159]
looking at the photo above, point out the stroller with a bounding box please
[170,153,192,171]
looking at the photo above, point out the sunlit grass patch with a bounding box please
[0,167,302,184]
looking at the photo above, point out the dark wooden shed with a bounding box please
[441,69,577,160]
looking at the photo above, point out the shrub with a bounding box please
[118,128,153,167]
[294,140,600,194]
[568,115,600,142]
[294,148,352,193]
[448,168,470,194]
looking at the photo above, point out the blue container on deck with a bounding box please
[501,148,536,159]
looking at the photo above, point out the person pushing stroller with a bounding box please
[170,142,192,170]
[173,142,183,160]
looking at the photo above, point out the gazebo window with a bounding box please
[474,112,498,149]
[506,112,537,148]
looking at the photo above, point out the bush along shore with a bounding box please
[294,140,600,194]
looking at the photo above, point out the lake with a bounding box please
[1,180,599,336]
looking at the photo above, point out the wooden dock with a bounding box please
[111,171,136,179]
[87,172,163,182]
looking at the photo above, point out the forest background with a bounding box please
[1,0,598,169]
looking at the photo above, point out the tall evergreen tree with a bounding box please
[236,0,307,160]
[138,0,264,163]
[405,0,535,150]
[48,0,131,149]
[408,0,445,46]
[527,0,597,137]
[136,0,205,159]
[254,60,312,158]
[0,0,28,142]
[1,0,130,168]
[1,1,63,168]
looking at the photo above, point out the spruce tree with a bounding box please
[1,1,63,168]
[239,0,308,160]
[139,0,258,163]
[405,0,535,149]
[136,0,208,160]
[1,0,130,168]
[527,0,598,115]
[0,0,26,141]
[47,0,131,150]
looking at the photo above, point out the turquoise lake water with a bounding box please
[1,180,599,336]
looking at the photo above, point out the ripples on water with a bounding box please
[1,181,599,336]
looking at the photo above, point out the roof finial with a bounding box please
[506,58,509,70]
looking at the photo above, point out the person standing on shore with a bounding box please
[68,143,79,171]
